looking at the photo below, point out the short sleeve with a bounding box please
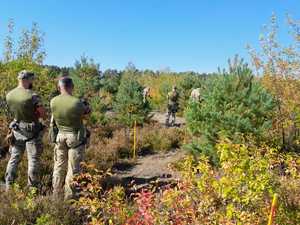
[50,98,54,111]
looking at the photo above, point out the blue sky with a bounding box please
[0,0,299,72]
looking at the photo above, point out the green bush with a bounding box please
[36,214,55,225]
[178,72,206,110]
[101,69,121,95]
[139,126,184,153]
[0,189,83,225]
[70,55,101,98]
[0,59,56,108]
[185,58,276,164]
[72,139,300,224]
[87,95,110,126]
[113,74,151,127]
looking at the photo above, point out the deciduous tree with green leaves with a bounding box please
[248,14,300,149]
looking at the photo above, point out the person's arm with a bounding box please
[81,98,91,115]
[50,114,56,127]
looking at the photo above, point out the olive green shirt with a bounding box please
[50,94,86,132]
[6,87,40,123]
[167,90,179,105]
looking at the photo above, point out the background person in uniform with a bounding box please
[5,70,46,191]
[165,85,179,127]
[50,77,91,200]
[143,86,151,104]
[190,88,201,102]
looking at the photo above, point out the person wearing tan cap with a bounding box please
[5,70,46,191]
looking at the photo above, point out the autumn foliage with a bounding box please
[0,15,299,225]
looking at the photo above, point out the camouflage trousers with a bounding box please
[166,104,178,126]
[52,132,85,200]
[5,130,43,191]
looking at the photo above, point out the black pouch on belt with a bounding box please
[18,121,43,140]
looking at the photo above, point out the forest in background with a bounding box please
[0,14,298,225]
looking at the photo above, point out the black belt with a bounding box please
[10,120,44,142]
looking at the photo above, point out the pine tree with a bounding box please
[185,56,275,164]
[114,74,151,127]
[71,55,101,97]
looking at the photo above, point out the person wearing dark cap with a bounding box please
[50,77,91,200]
[5,70,46,191]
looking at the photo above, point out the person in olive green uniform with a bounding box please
[50,77,90,199]
[165,85,179,127]
[5,70,46,191]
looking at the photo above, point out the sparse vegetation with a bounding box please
[185,56,276,165]
[0,15,299,225]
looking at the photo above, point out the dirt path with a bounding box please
[111,149,186,192]
[105,110,186,191]
[149,111,186,126]
[106,110,186,126]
